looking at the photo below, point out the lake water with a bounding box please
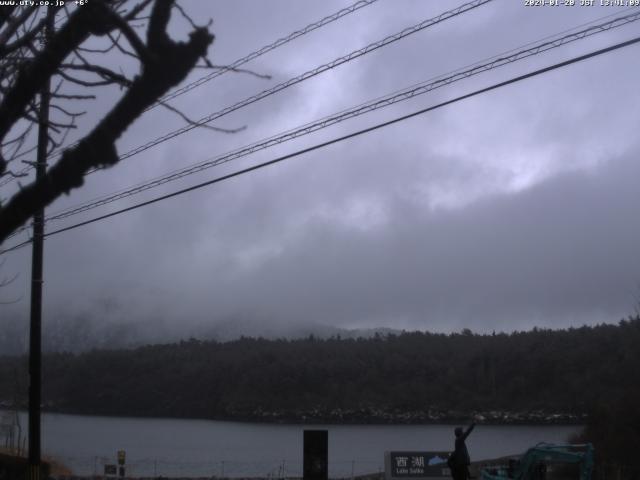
[6,411,582,477]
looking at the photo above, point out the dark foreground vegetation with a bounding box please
[1,317,639,471]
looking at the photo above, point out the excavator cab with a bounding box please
[481,443,594,480]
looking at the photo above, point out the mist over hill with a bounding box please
[0,312,400,355]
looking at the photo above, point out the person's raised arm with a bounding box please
[462,422,476,440]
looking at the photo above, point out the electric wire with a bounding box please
[1,0,486,185]
[4,5,637,240]
[5,7,638,242]
[34,10,640,227]
[44,6,638,221]
[87,0,494,172]
[151,0,381,109]
[2,33,638,256]
[0,0,381,186]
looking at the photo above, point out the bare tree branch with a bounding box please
[58,68,130,87]
[123,0,155,21]
[0,257,21,304]
[0,0,215,243]
[0,7,37,49]
[106,31,139,59]
[51,93,96,100]
[0,1,120,174]
[61,61,133,86]
[1,14,49,57]
[196,63,271,80]
[158,100,245,134]
[173,2,200,30]
[50,104,85,118]
[110,13,152,63]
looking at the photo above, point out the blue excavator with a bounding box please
[480,443,594,480]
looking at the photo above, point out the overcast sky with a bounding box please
[2,0,640,343]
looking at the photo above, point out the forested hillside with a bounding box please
[1,318,638,424]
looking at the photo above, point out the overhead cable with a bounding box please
[2,0,493,189]
[6,8,638,241]
[152,0,381,108]
[89,0,494,172]
[2,34,639,256]
[0,0,381,186]
[39,10,640,225]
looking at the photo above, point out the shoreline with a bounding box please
[3,406,587,426]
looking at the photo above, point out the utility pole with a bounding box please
[28,9,53,480]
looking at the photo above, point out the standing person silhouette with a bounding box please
[449,421,476,480]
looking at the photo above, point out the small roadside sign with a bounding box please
[385,451,451,480]
[104,464,117,476]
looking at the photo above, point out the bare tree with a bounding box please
[0,258,20,304]
[0,367,25,455]
[0,0,216,244]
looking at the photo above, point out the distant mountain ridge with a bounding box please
[1,317,638,425]
[0,314,402,355]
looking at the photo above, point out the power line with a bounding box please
[2,33,638,257]
[35,10,640,226]
[0,0,381,186]
[0,0,492,192]
[5,5,637,242]
[6,8,638,243]
[0,0,492,243]
[151,0,380,109]
[87,0,494,173]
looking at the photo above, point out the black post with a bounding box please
[28,10,52,480]
[303,430,328,480]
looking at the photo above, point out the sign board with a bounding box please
[385,451,451,480]
[104,464,117,476]
[117,450,126,465]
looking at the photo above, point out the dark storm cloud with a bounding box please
[28,136,640,334]
[2,0,640,344]
[221,149,640,331]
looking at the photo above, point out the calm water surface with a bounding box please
[10,411,582,477]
